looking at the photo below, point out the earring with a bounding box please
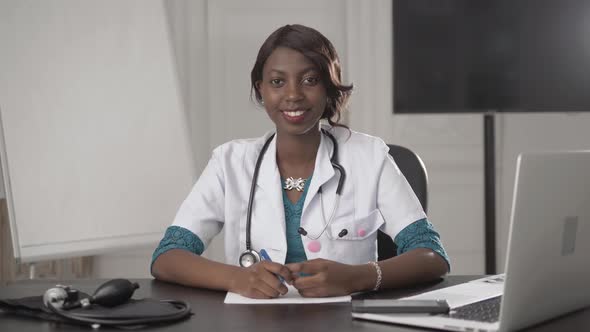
[261,99,265,105]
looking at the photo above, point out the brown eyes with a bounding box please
[269,77,320,87]
[303,77,319,85]
[270,79,283,86]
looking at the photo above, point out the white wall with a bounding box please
[86,0,590,278]
[87,0,210,278]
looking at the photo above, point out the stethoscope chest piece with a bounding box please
[239,249,260,267]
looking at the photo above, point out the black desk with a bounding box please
[1,276,588,331]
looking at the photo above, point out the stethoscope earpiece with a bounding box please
[298,226,348,239]
[297,227,308,236]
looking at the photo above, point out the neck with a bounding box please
[276,128,321,170]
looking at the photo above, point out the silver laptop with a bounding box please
[353,150,590,332]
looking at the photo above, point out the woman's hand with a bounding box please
[286,258,375,297]
[229,261,293,299]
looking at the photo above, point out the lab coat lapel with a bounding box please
[302,133,335,219]
[254,134,286,250]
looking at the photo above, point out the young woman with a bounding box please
[151,24,449,299]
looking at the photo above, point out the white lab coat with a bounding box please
[172,125,426,265]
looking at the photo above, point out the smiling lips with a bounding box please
[281,109,307,123]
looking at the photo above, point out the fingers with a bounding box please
[286,259,325,277]
[262,261,293,284]
[287,260,327,290]
[245,288,274,299]
[255,261,289,295]
[285,262,303,273]
[296,287,328,298]
[286,259,351,297]
[236,270,282,299]
[236,261,292,298]
[256,278,285,297]
[291,275,348,298]
[291,272,325,290]
[242,272,285,298]
[258,271,288,296]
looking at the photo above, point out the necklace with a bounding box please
[283,177,306,192]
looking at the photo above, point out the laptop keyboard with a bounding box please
[449,296,502,323]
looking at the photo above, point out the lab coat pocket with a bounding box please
[330,209,384,240]
[325,209,384,264]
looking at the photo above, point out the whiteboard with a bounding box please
[0,0,196,262]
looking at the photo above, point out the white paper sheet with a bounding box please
[224,285,351,304]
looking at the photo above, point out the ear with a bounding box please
[254,80,261,91]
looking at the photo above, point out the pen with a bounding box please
[259,249,286,285]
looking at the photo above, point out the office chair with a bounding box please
[377,144,429,261]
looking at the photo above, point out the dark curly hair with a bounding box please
[251,24,353,127]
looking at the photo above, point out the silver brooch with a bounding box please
[284,177,306,191]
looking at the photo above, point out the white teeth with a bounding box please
[284,110,305,117]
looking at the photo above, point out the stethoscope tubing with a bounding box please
[245,132,275,251]
[303,190,341,240]
[45,299,191,327]
[243,129,346,263]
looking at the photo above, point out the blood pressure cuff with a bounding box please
[0,293,190,329]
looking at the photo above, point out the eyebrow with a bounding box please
[267,67,319,75]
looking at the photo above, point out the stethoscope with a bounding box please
[42,279,191,328]
[239,129,348,267]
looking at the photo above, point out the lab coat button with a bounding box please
[357,228,367,237]
[307,241,321,252]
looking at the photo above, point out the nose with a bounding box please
[285,82,303,102]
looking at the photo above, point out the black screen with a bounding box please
[393,0,590,113]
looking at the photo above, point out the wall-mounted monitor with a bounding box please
[393,0,590,113]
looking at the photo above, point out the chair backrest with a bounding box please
[377,144,429,261]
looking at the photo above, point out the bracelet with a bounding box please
[368,261,382,291]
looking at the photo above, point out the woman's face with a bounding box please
[257,47,327,138]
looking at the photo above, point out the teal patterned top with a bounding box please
[395,218,450,270]
[151,225,205,265]
[282,176,311,264]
